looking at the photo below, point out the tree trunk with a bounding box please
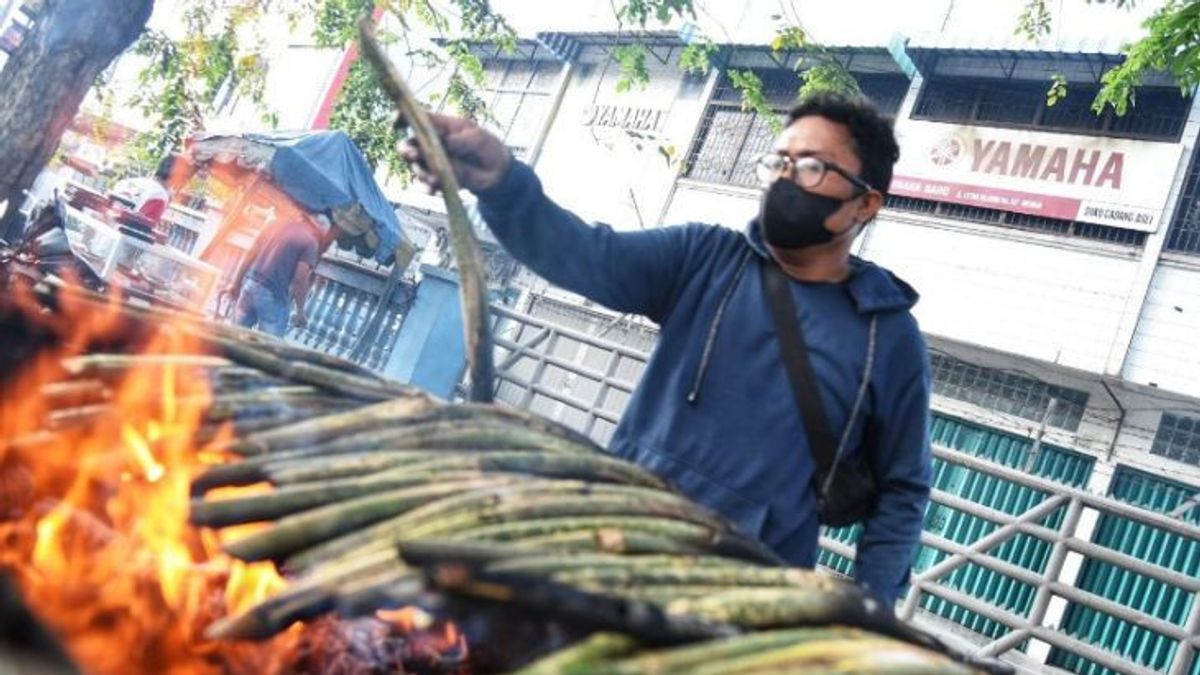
[0,0,154,241]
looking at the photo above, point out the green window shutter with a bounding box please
[820,413,1094,645]
[917,415,1092,641]
[1048,466,1200,675]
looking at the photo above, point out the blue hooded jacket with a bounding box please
[477,161,933,604]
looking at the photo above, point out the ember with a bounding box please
[377,609,469,674]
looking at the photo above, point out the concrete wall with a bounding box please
[1124,261,1200,398]
[1115,98,1200,400]
[923,338,1200,485]
[861,211,1143,373]
[661,180,758,229]
[532,45,713,231]
[381,265,467,397]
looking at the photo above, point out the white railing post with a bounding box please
[900,493,1069,621]
[1167,589,1200,675]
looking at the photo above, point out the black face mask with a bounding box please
[758,179,855,250]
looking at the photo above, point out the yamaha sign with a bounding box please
[891,120,1183,231]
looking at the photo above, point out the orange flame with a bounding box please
[0,278,294,674]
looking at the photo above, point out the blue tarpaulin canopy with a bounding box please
[188,130,407,265]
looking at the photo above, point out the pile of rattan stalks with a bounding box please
[2,279,1009,674]
[191,393,1008,674]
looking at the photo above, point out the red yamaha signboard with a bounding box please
[892,120,1183,232]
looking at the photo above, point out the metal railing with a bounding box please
[897,449,1199,675]
[488,302,651,446]
[476,298,1200,675]
[284,255,413,372]
[209,245,414,371]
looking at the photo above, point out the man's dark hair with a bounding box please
[154,154,175,182]
[787,93,900,193]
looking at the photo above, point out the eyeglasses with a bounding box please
[754,153,874,195]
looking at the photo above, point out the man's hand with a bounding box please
[400,113,512,194]
[218,285,240,319]
[293,312,309,329]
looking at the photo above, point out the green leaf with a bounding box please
[451,0,518,53]
[329,58,409,178]
[1046,73,1068,107]
[1092,0,1199,115]
[771,26,808,53]
[728,69,783,134]
[313,0,375,48]
[679,39,718,75]
[615,0,695,28]
[612,43,650,92]
[1015,0,1052,41]
[657,143,678,166]
[798,60,860,100]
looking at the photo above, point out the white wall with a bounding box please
[860,212,1143,373]
[916,340,1200,487]
[207,45,343,132]
[490,0,1162,54]
[661,181,757,229]
[1123,262,1200,398]
[532,45,711,231]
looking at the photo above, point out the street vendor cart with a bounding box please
[179,130,414,315]
[185,130,411,271]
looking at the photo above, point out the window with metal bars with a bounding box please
[884,194,1149,246]
[684,69,910,188]
[1150,413,1200,466]
[913,77,1191,142]
[478,56,562,159]
[930,352,1090,431]
[1166,144,1200,255]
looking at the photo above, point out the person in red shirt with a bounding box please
[109,156,174,224]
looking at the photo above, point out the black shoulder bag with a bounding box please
[761,260,879,527]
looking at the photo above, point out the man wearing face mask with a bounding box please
[402,94,931,607]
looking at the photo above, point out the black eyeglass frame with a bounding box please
[755,153,875,196]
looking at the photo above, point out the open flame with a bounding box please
[0,279,296,673]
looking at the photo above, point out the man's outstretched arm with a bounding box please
[402,114,703,324]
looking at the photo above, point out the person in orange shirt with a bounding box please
[228,212,338,337]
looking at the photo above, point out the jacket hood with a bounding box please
[743,218,919,314]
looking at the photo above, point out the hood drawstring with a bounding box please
[821,313,877,497]
[687,249,752,404]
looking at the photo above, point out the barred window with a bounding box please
[913,76,1190,142]
[1151,413,1200,466]
[1167,144,1200,255]
[479,57,562,159]
[884,195,1148,247]
[685,69,909,188]
[930,353,1090,431]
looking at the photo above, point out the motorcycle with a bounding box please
[0,192,105,291]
